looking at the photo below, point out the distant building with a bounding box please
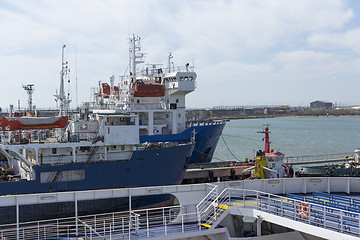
[310,101,333,109]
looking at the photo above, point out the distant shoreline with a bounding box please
[211,114,360,121]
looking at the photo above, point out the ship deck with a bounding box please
[0,177,359,239]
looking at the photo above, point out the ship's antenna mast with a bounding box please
[258,124,271,153]
[54,44,71,116]
[129,35,144,84]
[168,53,173,73]
[22,84,35,114]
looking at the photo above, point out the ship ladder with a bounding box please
[87,146,99,163]
[201,204,228,228]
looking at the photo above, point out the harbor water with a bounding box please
[213,116,360,162]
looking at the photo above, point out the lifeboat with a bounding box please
[0,116,68,131]
[98,83,119,98]
[132,80,165,97]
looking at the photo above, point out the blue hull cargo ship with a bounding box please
[0,44,194,223]
[85,35,225,164]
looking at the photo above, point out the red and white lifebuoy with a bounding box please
[298,202,309,218]
[98,154,104,162]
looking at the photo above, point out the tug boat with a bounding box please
[295,149,360,177]
[242,125,290,179]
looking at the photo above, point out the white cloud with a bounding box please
[309,28,360,54]
[0,0,359,110]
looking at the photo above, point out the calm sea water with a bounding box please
[213,116,360,162]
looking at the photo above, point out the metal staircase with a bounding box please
[196,184,230,229]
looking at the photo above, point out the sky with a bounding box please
[0,0,360,111]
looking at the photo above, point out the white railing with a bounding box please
[1,188,358,239]
[284,152,355,164]
[196,184,218,224]
[0,205,205,240]
[226,189,360,238]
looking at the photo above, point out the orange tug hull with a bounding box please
[0,116,68,131]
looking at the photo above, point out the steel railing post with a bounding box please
[243,190,245,208]
[57,219,59,238]
[340,211,343,233]
[323,205,326,229]
[147,210,149,238]
[94,215,96,233]
[122,217,124,234]
[110,222,112,240]
[182,215,184,233]
[75,193,78,236]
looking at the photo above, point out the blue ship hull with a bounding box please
[0,144,192,195]
[0,144,192,224]
[140,122,225,164]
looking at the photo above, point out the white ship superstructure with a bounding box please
[90,35,197,137]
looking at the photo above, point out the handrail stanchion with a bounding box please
[323,205,326,229]
[358,212,360,237]
[340,211,343,233]
[198,212,201,231]
[122,217,124,234]
[182,215,184,233]
[243,190,245,208]
[146,210,149,238]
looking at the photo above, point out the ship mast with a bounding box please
[129,35,144,84]
[22,84,35,114]
[54,44,71,116]
[258,125,271,154]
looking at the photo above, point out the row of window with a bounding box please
[164,76,194,82]
[51,145,126,154]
